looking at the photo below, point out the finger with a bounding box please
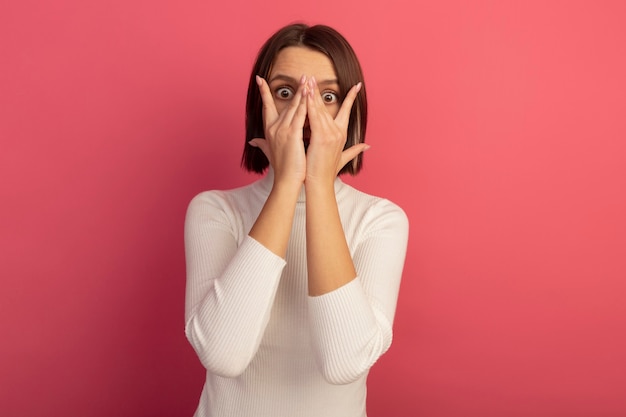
[334,82,362,127]
[338,143,370,172]
[248,138,272,164]
[281,75,308,126]
[256,76,279,125]
[290,80,309,129]
[305,76,330,130]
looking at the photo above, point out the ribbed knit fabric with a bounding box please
[184,170,409,417]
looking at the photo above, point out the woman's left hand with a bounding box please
[304,77,368,185]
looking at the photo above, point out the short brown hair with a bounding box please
[241,23,368,175]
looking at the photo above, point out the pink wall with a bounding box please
[2,1,625,415]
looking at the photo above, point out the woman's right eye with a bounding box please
[275,87,294,100]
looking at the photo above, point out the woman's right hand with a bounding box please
[248,75,308,186]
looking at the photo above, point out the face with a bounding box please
[267,46,341,141]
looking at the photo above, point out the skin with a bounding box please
[248,46,369,296]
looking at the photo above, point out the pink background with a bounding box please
[2,1,625,416]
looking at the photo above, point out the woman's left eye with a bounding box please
[321,92,339,104]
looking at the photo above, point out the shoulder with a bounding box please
[337,182,409,234]
[339,182,408,219]
[188,179,264,210]
[185,180,264,224]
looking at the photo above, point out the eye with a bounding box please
[275,87,295,100]
[321,91,339,104]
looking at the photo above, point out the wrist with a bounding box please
[304,174,336,189]
[272,176,304,195]
[304,178,337,200]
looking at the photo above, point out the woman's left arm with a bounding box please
[304,77,409,384]
[307,200,409,385]
[304,77,368,297]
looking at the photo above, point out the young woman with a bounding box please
[184,23,409,417]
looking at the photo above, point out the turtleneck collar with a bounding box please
[258,168,345,203]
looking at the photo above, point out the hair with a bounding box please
[241,23,368,176]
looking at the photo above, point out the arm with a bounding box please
[184,194,286,377]
[308,202,409,384]
[185,76,309,377]
[248,75,308,257]
[304,77,408,383]
[305,182,356,295]
[304,77,368,296]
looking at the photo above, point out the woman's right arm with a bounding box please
[184,193,287,378]
[248,74,309,258]
[184,76,308,377]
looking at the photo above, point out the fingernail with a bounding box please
[300,75,307,84]
[248,141,258,147]
[355,82,362,92]
[363,144,371,151]
[256,75,262,86]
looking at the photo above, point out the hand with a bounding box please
[304,77,368,185]
[248,75,309,185]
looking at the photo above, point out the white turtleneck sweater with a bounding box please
[184,172,409,417]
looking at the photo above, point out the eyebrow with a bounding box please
[268,74,339,87]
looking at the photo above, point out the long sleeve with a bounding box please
[184,191,286,377]
[185,177,409,417]
[307,198,409,384]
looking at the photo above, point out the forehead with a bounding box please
[270,46,337,80]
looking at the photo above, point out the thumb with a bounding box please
[338,143,370,172]
[248,138,272,164]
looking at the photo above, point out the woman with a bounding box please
[184,23,409,417]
